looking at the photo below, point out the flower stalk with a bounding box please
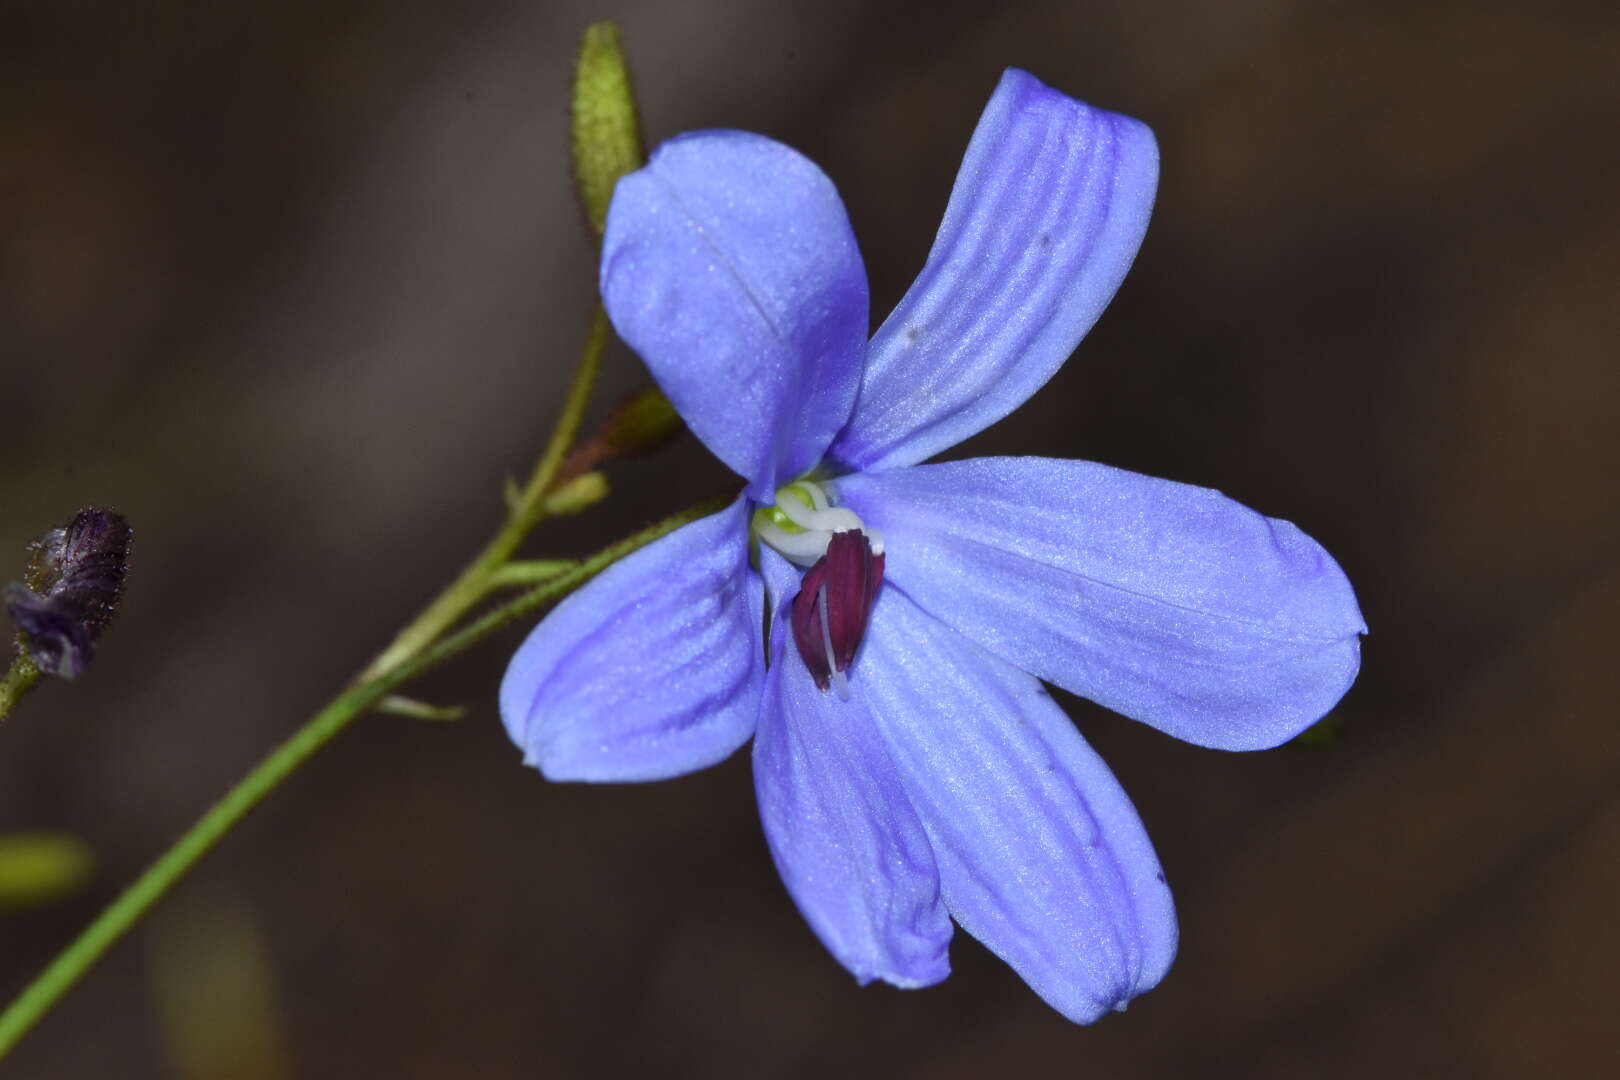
[0,19,670,1057]
[0,488,728,1059]
[359,304,607,684]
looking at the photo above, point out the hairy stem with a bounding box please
[360,305,607,683]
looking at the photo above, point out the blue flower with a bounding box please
[501,69,1365,1021]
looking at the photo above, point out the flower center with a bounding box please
[752,481,885,699]
[750,480,884,567]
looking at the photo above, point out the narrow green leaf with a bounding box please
[375,695,467,722]
[571,21,645,238]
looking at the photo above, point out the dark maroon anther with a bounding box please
[5,508,131,679]
[790,530,885,693]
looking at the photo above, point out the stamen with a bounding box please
[789,530,883,697]
[816,584,849,701]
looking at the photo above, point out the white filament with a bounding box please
[817,583,850,701]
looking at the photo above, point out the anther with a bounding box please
[790,530,884,695]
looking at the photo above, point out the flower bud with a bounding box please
[572,21,644,238]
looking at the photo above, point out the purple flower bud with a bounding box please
[789,529,884,695]
[5,508,131,679]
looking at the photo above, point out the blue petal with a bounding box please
[858,587,1178,1022]
[829,69,1158,472]
[752,548,952,988]
[602,131,869,496]
[838,458,1366,751]
[500,498,764,781]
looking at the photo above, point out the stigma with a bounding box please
[752,481,885,697]
[751,480,884,567]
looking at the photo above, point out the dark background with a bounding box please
[3,1,1616,1076]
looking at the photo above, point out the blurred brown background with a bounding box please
[2,1,1617,1076]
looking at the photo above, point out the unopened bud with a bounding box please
[572,21,644,238]
[5,508,131,679]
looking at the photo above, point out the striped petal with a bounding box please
[753,548,952,988]
[602,131,868,497]
[858,587,1178,1021]
[499,499,764,781]
[830,68,1157,471]
[838,458,1365,750]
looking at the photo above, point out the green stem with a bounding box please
[489,559,579,588]
[0,655,41,723]
[360,305,608,683]
[0,494,728,1060]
